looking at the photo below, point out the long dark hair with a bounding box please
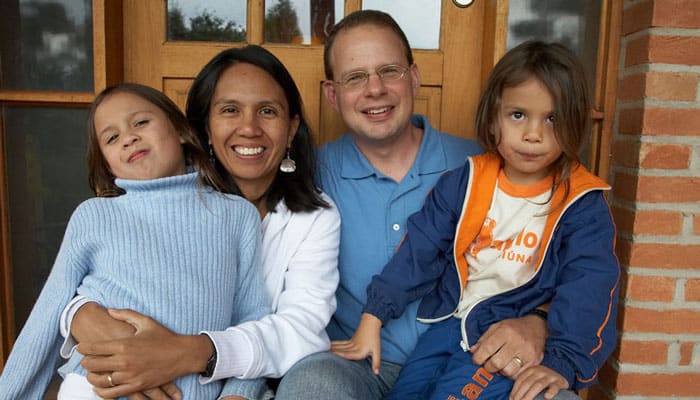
[86,83,229,197]
[187,45,328,212]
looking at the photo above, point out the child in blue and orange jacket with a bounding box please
[331,41,620,400]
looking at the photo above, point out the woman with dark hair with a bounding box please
[62,46,340,400]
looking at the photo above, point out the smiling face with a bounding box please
[94,91,186,181]
[322,25,419,145]
[495,77,563,185]
[207,62,299,198]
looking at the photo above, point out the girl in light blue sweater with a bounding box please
[0,83,269,399]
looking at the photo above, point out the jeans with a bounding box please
[275,351,402,400]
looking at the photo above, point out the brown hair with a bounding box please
[323,9,414,80]
[474,41,591,202]
[86,83,233,197]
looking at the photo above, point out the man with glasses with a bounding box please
[275,9,554,400]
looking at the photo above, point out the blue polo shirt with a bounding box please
[317,114,483,365]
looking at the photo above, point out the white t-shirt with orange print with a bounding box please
[455,170,554,319]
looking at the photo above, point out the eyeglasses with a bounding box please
[333,64,411,89]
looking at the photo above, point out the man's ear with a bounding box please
[409,63,421,96]
[322,81,340,112]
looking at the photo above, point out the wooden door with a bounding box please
[122,0,506,145]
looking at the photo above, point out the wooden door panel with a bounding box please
[123,0,492,145]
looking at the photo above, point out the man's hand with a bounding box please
[78,309,211,399]
[470,314,547,378]
[330,313,383,374]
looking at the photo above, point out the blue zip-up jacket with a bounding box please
[364,153,620,390]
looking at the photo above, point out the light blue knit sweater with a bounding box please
[0,172,270,399]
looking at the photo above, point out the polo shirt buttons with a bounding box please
[392,224,400,231]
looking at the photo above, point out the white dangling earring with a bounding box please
[280,147,296,173]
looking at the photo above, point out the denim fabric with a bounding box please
[275,352,402,400]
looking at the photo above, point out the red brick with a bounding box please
[642,108,700,136]
[614,174,700,203]
[679,342,694,366]
[613,207,683,236]
[639,176,700,202]
[622,0,654,35]
[618,108,643,135]
[654,0,700,29]
[636,210,683,235]
[646,72,699,101]
[618,340,668,364]
[616,372,700,396]
[627,242,700,269]
[626,35,700,67]
[686,278,700,301]
[627,275,676,302]
[618,73,646,101]
[618,72,699,102]
[611,140,641,168]
[625,35,652,67]
[622,307,700,334]
[640,143,691,169]
[611,173,638,202]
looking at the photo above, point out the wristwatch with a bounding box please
[526,308,549,321]
[202,343,217,378]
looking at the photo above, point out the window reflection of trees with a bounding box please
[168,5,246,42]
[265,0,302,43]
[167,1,307,44]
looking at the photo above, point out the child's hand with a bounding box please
[330,313,383,374]
[510,365,568,400]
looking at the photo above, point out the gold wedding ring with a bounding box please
[107,373,116,387]
[512,355,524,367]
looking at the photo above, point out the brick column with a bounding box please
[596,0,700,398]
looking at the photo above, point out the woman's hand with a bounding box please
[72,304,183,399]
[77,309,213,399]
[330,313,383,374]
[470,314,547,378]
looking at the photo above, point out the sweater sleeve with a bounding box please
[207,198,341,382]
[0,211,90,399]
[364,166,469,323]
[540,191,620,390]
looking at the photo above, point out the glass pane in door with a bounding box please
[264,0,342,45]
[167,0,246,42]
[363,0,441,49]
[507,1,601,84]
[0,0,93,92]
[2,106,92,334]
